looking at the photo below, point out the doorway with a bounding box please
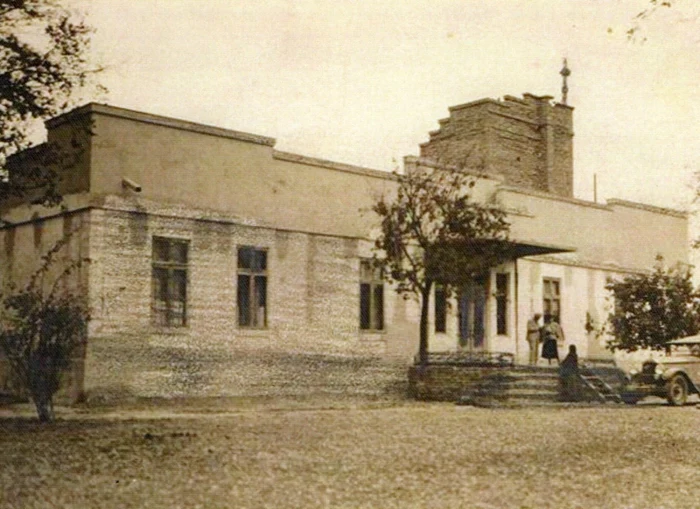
[458,275,488,350]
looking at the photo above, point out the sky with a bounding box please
[68,0,700,211]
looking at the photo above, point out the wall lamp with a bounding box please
[122,177,142,193]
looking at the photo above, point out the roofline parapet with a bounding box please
[46,103,277,147]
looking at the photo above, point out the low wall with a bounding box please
[408,365,508,401]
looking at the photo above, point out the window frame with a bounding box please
[359,259,384,332]
[434,284,447,333]
[542,277,562,322]
[237,246,268,329]
[151,236,189,328]
[495,273,509,335]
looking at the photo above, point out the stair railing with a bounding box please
[578,367,623,403]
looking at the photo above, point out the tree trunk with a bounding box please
[418,281,433,367]
[33,393,54,423]
[29,357,57,423]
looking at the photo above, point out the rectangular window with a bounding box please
[543,277,561,322]
[435,284,447,333]
[359,260,384,331]
[152,237,189,327]
[496,273,509,335]
[237,246,267,328]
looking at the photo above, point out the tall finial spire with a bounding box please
[560,58,571,105]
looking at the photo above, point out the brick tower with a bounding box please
[420,93,574,198]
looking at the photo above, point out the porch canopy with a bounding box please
[499,238,575,259]
[434,237,575,260]
[424,237,575,282]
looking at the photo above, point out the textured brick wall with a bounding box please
[83,206,400,398]
[83,339,408,402]
[421,95,573,197]
[408,365,504,401]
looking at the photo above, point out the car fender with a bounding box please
[661,368,699,394]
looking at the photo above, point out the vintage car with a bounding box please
[621,335,700,406]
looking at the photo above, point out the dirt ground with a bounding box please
[1,399,698,509]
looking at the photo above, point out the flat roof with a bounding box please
[46,103,277,147]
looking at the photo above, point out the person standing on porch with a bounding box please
[551,316,566,350]
[526,313,542,365]
[541,314,561,365]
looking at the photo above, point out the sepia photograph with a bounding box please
[1,1,699,508]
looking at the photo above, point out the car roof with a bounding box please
[668,335,700,345]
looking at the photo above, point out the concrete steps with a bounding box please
[457,365,625,407]
[502,369,560,405]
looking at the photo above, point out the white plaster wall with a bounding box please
[516,258,620,361]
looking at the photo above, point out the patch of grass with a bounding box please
[1,405,699,508]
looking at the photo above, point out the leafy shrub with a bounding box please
[605,256,700,352]
[0,234,88,422]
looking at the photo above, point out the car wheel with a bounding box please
[666,375,688,406]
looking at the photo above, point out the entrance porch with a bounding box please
[427,239,576,363]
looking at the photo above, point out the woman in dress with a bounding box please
[540,314,560,365]
[559,345,579,401]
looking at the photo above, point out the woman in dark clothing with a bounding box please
[540,315,559,364]
[559,345,580,401]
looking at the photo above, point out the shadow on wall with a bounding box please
[82,337,410,404]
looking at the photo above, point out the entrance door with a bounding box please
[459,276,487,350]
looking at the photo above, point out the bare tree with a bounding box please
[625,0,700,42]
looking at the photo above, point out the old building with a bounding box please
[0,93,688,399]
